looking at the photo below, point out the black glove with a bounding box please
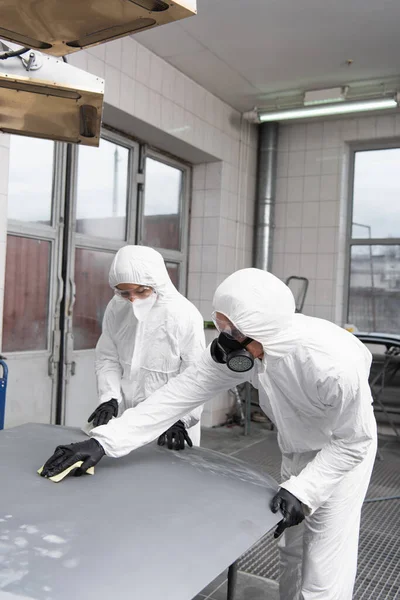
[88,398,118,427]
[40,438,105,479]
[157,420,193,451]
[270,488,305,538]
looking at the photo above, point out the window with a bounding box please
[72,248,115,350]
[76,138,129,240]
[8,136,54,226]
[348,148,400,333]
[3,235,51,352]
[142,157,183,251]
[139,153,190,293]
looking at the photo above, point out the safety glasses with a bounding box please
[114,285,154,300]
[212,311,250,345]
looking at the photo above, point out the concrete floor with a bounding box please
[192,422,400,600]
[193,423,279,600]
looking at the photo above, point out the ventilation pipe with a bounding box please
[254,122,279,271]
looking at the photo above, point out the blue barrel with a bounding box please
[0,358,8,430]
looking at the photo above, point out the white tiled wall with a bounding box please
[272,114,400,325]
[68,38,258,323]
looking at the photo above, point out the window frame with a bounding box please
[6,138,67,355]
[138,147,191,295]
[345,140,400,327]
[73,128,139,251]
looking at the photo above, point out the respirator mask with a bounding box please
[210,311,254,372]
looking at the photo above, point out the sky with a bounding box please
[352,148,400,239]
[7,136,183,226]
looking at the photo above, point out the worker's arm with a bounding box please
[95,304,123,404]
[280,370,376,514]
[177,308,206,430]
[90,346,250,457]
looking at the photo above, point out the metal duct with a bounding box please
[0,0,197,57]
[0,43,104,145]
[254,122,279,271]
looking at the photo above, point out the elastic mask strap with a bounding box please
[241,337,253,348]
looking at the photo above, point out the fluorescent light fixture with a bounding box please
[258,98,398,122]
[304,86,347,106]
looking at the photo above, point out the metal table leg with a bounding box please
[227,561,238,600]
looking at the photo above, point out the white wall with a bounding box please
[272,114,400,325]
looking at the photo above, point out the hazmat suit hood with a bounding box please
[108,245,177,303]
[213,268,296,358]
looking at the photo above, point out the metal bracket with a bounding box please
[48,330,61,377]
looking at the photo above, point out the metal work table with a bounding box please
[0,424,280,600]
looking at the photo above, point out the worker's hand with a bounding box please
[157,420,193,451]
[40,438,105,479]
[270,488,305,538]
[88,398,118,427]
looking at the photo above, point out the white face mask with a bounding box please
[131,292,157,321]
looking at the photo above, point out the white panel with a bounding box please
[104,64,121,107]
[206,162,223,189]
[277,152,289,178]
[204,190,221,217]
[87,55,105,78]
[289,125,307,151]
[119,75,135,114]
[0,148,10,196]
[287,177,304,203]
[302,201,319,227]
[320,174,339,202]
[199,272,216,299]
[288,151,305,177]
[276,178,288,204]
[4,355,53,428]
[317,227,337,253]
[304,175,321,203]
[189,217,204,245]
[317,253,336,280]
[121,37,137,79]
[202,217,220,245]
[188,246,202,272]
[304,150,322,176]
[284,227,302,254]
[315,279,335,306]
[168,50,258,103]
[201,245,218,273]
[105,39,122,69]
[323,121,342,149]
[318,201,339,227]
[300,253,317,279]
[301,228,318,253]
[135,24,204,58]
[286,202,303,228]
[321,148,340,175]
[306,123,324,150]
[65,351,98,427]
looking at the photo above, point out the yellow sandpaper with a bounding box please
[38,462,95,482]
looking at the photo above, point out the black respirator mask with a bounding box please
[210,332,254,373]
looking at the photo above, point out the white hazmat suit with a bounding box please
[92,268,377,599]
[95,245,205,445]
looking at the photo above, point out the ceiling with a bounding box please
[135,0,400,111]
